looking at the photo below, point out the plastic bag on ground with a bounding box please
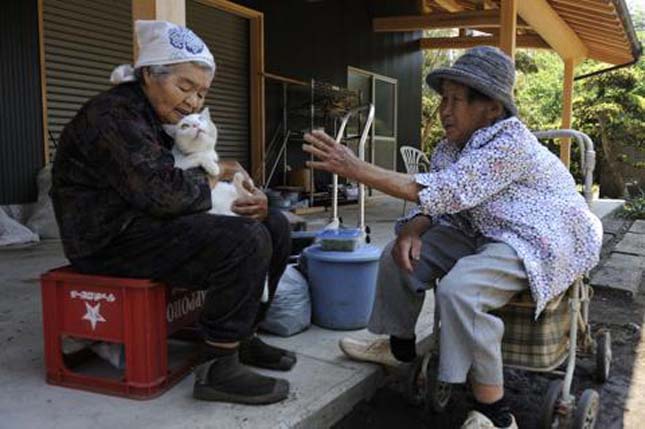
[26,165,60,239]
[0,207,39,246]
[260,264,311,337]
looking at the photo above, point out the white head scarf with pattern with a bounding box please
[110,20,215,84]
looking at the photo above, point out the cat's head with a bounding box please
[171,108,218,155]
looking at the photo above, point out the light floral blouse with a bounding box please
[399,117,603,316]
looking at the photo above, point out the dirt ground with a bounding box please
[333,219,645,429]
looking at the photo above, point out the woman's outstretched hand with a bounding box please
[303,130,361,180]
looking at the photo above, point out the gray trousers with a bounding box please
[368,225,528,385]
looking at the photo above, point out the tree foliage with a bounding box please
[420,8,645,197]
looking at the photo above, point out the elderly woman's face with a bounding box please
[439,80,502,147]
[143,63,213,124]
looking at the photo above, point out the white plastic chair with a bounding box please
[400,145,430,214]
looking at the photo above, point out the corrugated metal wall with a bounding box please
[0,0,44,204]
[43,0,132,160]
[187,1,251,168]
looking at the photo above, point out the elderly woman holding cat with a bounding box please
[51,20,294,405]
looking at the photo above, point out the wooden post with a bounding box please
[155,0,186,26]
[517,0,587,60]
[499,0,517,60]
[560,57,577,168]
[37,0,49,164]
[132,0,186,60]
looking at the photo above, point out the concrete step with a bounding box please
[0,197,626,429]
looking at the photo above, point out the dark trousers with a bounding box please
[71,209,291,342]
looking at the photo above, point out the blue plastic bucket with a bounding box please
[303,244,382,330]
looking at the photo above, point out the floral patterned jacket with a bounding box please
[399,117,603,315]
[51,83,212,260]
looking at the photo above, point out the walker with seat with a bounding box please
[403,129,612,429]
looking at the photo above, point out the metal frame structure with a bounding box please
[327,104,375,235]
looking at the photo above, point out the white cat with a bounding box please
[165,108,251,216]
[166,109,269,303]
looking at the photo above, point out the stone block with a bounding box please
[602,217,627,235]
[628,220,645,234]
[604,252,645,270]
[615,233,645,256]
[590,263,643,296]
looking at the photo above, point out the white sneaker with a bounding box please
[338,337,400,367]
[461,411,518,429]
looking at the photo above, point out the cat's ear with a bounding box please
[200,108,210,121]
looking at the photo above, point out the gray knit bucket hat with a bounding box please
[426,46,517,116]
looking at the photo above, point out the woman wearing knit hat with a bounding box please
[304,46,602,428]
[51,20,294,405]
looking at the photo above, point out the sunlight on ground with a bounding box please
[625,315,645,427]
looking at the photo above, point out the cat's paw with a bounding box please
[203,161,220,177]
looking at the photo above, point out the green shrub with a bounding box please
[618,190,645,219]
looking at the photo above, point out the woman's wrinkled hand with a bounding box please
[391,216,431,273]
[232,180,268,221]
[303,130,360,180]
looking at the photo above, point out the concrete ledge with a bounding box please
[590,198,624,220]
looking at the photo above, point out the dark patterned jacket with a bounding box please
[51,82,212,259]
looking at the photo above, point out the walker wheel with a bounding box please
[573,389,599,429]
[423,354,452,413]
[539,379,564,429]
[595,330,612,383]
[403,356,427,406]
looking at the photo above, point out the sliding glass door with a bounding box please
[347,67,398,171]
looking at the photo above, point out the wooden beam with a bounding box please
[517,0,588,61]
[250,15,265,185]
[587,48,633,65]
[193,0,265,184]
[588,44,634,58]
[550,3,621,22]
[434,0,462,12]
[132,0,156,61]
[552,0,615,14]
[572,26,630,45]
[262,72,307,87]
[560,57,578,168]
[575,32,631,51]
[196,0,264,18]
[566,18,630,35]
[499,0,517,60]
[37,0,49,165]
[373,10,529,32]
[557,10,621,27]
[418,0,432,14]
[420,34,549,50]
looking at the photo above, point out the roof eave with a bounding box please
[613,0,643,61]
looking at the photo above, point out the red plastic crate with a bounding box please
[41,266,204,399]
